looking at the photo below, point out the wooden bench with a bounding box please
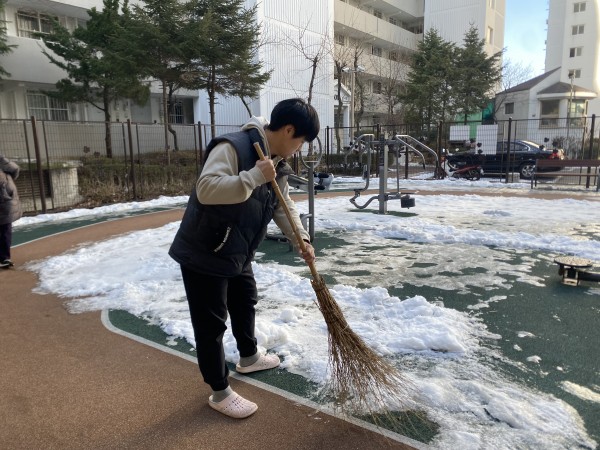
[531,159,600,191]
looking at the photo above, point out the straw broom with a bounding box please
[253,142,412,416]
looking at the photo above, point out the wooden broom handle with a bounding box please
[253,142,320,279]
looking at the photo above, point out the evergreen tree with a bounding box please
[185,0,270,136]
[401,29,457,126]
[127,0,188,153]
[454,25,503,123]
[0,0,16,80]
[40,0,150,157]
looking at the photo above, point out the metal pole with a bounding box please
[505,118,512,183]
[377,124,387,214]
[30,116,47,213]
[350,70,355,141]
[127,119,137,199]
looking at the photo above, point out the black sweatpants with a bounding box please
[180,264,258,391]
[0,222,12,261]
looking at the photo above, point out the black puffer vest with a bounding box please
[169,130,289,277]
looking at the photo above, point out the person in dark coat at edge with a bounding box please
[169,98,318,419]
[0,155,22,269]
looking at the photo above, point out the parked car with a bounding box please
[446,140,558,179]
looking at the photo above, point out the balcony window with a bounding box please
[540,99,559,127]
[569,47,582,57]
[568,99,586,127]
[372,81,382,94]
[17,9,56,38]
[335,34,345,46]
[372,46,382,57]
[373,9,383,19]
[486,27,494,45]
[27,92,69,121]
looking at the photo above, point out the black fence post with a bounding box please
[40,120,55,210]
[197,121,204,178]
[588,114,596,160]
[30,116,47,213]
[127,119,137,199]
[505,118,512,183]
[325,125,330,172]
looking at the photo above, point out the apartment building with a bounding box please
[334,0,505,128]
[494,0,597,146]
[0,0,503,132]
[545,0,599,117]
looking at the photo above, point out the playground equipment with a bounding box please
[554,256,600,286]
[349,133,442,213]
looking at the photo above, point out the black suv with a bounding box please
[447,140,555,179]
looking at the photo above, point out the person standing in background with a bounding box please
[0,155,22,269]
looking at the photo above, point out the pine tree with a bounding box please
[185,0,270,136]
[455,25,503,123]
[0,0,16,80]
[401,29,457,126]
[126,0,188,153]
[40,0,150,157]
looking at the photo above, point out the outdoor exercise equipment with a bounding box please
[266,136,330,246]
[349,133,438,213]
[554,256,600,286]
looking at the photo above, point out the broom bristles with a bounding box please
[310,276,413,416]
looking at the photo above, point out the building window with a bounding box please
[372,81,382,94]
[169,100,184,124]
[335,34,345,46]
[486,27,494,45]
[504,102,514,115]
[373,9,383,19]
[27,92,70,121]
[568,69,582,78]
[372,46,382,57]
[574,2,586,12]
[569,47,582,57]
[568,99,586,126]
[540,99,559,127]
[571,24,584,35]
[389,17,399,26]
[16,9,57,38]
[389,51,399,61]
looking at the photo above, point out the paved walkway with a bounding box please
[1,209,419,450]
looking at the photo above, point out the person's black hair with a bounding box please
[267,98,320,142]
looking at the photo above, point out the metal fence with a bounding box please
[2,115,598,215]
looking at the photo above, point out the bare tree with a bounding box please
[367,49,411,127]
[333,37,364,153]
[492,57,534,119]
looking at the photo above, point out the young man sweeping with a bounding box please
[169,98,319,419]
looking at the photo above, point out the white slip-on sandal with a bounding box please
[208,392,258,419]
[235,353,280,374]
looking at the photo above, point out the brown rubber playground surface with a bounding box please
[2,186,598,449]
[1,206,422,450]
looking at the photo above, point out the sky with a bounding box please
[504,0,549,76]
[15,177,600,450]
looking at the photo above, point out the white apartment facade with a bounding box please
[545,0,599,117]
[494,0,598,149]
[0,0,503,132]
[334,0,505,128]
